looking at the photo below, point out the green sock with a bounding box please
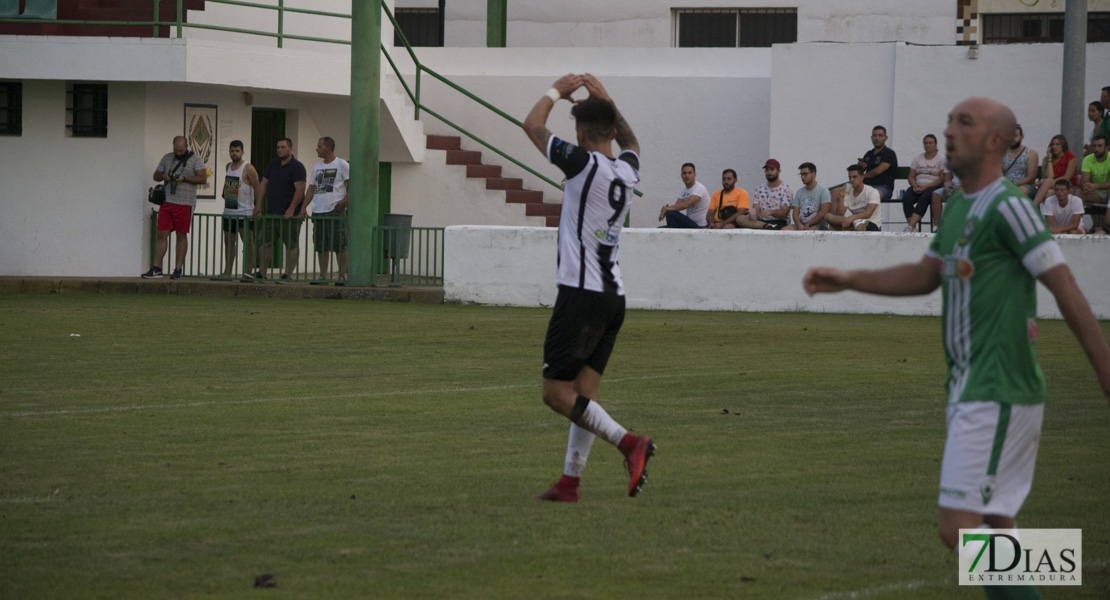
[983,585,1042,600]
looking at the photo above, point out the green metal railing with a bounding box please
[148,211,443,287]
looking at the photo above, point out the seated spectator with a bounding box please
[658,162,709,228]
[825,164,881,231]
[1004,124,1038,197]
[783,162,830,231]
[831,125,898,207]
[930,168,963,228]
[1042,179,1087,234]
[733,159,793,230]
[901,134,945,232]
[1084,101,1105,156]
[706,169,750,229]
[1079,134,1109,232]
[1032,134,1078,205]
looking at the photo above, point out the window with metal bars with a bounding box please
[674,8,796,48]
[0,81,21,136]
[67,83,107,138]
[394,8,442,47]
[982,12,1110,44]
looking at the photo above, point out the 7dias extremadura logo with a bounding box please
[959,529,1081,586]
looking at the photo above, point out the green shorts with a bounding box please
[259,216,301,248]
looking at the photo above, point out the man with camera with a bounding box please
[143,136,208,279]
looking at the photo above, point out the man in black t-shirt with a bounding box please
[831,125,899,208]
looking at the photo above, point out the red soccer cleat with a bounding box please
[535,475,580,503]
[619,435,656,497]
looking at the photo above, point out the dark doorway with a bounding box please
[250,108,286,193]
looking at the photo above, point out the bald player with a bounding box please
[804,98,1110,600]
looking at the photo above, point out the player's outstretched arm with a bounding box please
[803,256,942,297]
[580,74,639,156]
[522,74,581,155]
[1038,264,1110,402]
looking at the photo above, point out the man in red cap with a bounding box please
[734,158,793,229]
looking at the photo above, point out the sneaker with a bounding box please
[140,266,163,279]
[535,475,580,503]
[170,268,183,280]
[903,225,916,233]
[277,274,291,283]
[253,270,264,280]
[309,277,327,285]
[335,277,346,287]
[619,435,656,497]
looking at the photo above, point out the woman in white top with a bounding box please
[901,134,945,232]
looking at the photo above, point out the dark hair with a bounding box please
[230,140,244,150]
[923,134,937,143]
[681,162,696,173]
[1103,85,1110,94]
[872,125,887,135]
[1050,134,1069,154]
[798,162,816,173]
[722,168,737,179]
[319,136,336,151]
[570,98,617,144]
[277,137,293,147]
[1054,178,1070,188]
[1093,134,1109,146]
[847,164,863,175]
[1015,123,1023,135]
[1091,101,1106,114]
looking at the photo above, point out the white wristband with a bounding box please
[545,88,561,103]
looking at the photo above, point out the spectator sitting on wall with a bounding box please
[825,164,881,231]
[706,169,750,229]
[733,159,793,230]
[658,162,709,228]
[1032,134,1079,205]
[1042,179,1087,235]
[902,134,945,232]
[831,125,898,209]
[1084,101,1105,156]
[783,162,830,231]
[1004,124,1038,197]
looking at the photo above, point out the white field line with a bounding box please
[0,375,678,418]
[796,577,953,600]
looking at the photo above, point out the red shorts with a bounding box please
[157,203,193,233]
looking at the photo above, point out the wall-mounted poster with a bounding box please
[184,104,218,199]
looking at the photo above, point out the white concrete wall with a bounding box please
[444,226,1110,320]
[390,46,773,228]
[0,81,147,276]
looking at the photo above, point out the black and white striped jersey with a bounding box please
[546,136,640,296]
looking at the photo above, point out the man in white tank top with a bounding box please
[220,140,261,279]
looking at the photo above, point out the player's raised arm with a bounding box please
[522,74,582,154]
[581,74,639,156]
[803,255,942,297]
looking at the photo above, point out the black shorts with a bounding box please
[222,216,255,234]
[542,285,626,381]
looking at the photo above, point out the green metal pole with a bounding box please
[486,0,506,48]
[277,0,284,48]
[348,0,381,287]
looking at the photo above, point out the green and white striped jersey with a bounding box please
[925,178,1064,405]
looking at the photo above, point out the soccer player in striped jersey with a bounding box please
[522,74,655,502]
[804,97,1110,600]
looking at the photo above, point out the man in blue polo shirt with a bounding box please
[255,137,307,281]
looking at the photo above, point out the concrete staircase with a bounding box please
[425,134,560,227]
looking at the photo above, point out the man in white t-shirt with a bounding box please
[299,136,351,284]
[826,164,881,231]
[1042,178,1087,235]
[219,140,260,279]
[658,162,709,228]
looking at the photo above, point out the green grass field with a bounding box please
[1,294,1107,599]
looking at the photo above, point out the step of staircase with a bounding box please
[427,135,559,227]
